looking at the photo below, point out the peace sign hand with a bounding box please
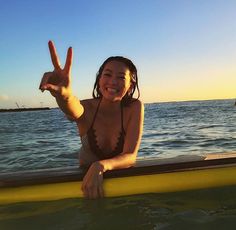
[39,41,73,99]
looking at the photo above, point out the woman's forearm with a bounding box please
[56,95,84,120]
[99,152,137,172]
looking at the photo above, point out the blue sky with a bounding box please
[1,0,236,108]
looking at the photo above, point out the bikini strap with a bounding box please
[91,99,125,134]
[120,103,125,134]
[90,99,102,128]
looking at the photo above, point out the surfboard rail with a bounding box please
[1,153,236,204]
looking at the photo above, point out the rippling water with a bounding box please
[0,99,235,172]
[1,186,236,229]
[0,99,236,229]
[141,99,236,158]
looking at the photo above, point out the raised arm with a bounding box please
[39,41,84,120]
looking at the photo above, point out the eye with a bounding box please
[118,76,126,80]
[103,73,111,77]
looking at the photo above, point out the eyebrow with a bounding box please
[104,68,126,75]
[104,69,112,73]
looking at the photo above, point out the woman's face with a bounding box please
[99,60,132,102]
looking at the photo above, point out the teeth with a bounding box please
[107,88,118,93]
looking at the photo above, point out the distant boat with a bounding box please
[0,107,50,113]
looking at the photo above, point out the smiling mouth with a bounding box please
[106,87,119,93]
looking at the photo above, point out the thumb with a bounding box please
[42,84,60,93]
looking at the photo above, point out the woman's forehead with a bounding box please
[103,60,130,73]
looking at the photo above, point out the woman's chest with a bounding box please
[93,115,123,152]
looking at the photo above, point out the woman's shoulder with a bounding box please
[123,99,144,120]
[80,98,100,110]
[76,98,100,122]
[125,99,143,111]
[123,99,144,133]
[76,98,101,135]
[133,99,143,107]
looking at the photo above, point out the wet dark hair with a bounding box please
[92,56,140,105]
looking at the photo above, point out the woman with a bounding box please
[39,41,144,199]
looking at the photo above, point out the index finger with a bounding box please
[98,186,104,198]
[48,40,61,69]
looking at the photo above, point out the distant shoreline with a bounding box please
[0,107,50,113]
[145,98,236,105]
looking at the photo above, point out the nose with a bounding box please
[110,76,117,84]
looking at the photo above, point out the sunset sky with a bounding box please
[1,0,235,108]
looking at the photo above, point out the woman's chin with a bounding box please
[102,95,122,103]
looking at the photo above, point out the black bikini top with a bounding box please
[87,99,126,160]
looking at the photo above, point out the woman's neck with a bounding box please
[100,97,121,114]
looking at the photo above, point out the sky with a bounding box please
[0,0,236,108]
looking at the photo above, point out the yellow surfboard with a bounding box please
[1,153,236,205]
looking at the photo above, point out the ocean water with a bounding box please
[1,186,236,230]
[0,99,236,229]
[0,99,235,172]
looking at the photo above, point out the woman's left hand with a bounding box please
[81,162,104,199]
